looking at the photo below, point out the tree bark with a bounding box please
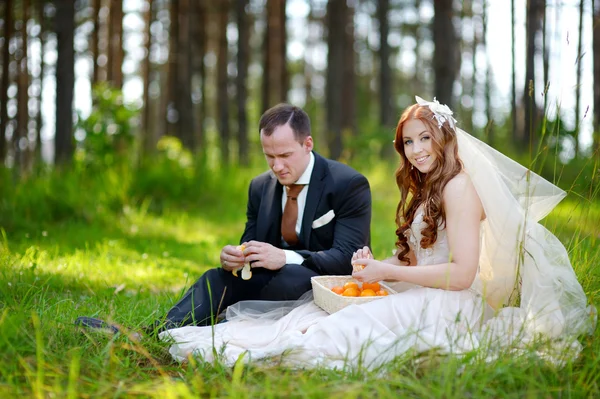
[107,0,124,88]
[574,0,584,158]
[262,0,287,112]
[594,0,600,156]
[141,0,154,156]
[433,0,459,109]
[217,0,230,164]
[511,0,518,142]
[378,0,392,129]
[342,2,356,137]
[165,0,179,137]
[523,0,543,148]
[91,0,101,85]
[326,0,346,160]
[16,0,30,172]
[236,0,250,165]
[177,0,195,149]
[55,0,75,164]
[193,0,207,153]
[0,0,13,164]
[36,0,46,162]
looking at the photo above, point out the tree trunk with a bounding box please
[511,0,518,142]
[16,0,30,173]
[236,0,250,166]
[433,0,459,109]
[482,0,493,145]
[0,0,13,164]
[177,0,195,150]
[55,0,75,164]
[217,0,230,164]
[574,0,584,158]
[594,0,600,156]
[36,0,46,163]
[378,0,392,128]
[262,0,287,112]
[165,0,179,137]
[542,0,549,113]
[326,0,346,160]
[523,0,543,148]
[193,0,207,154]
[107,0,124,88]
[342,2,356,139]
[141,0,154,156]
[91,0,101,85]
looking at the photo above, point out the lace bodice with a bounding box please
[406,208,450,265]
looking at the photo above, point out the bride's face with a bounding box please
[401,119,438,173]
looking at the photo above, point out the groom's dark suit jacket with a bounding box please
[240,151,371,276]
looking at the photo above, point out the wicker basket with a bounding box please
[311,275,397,314]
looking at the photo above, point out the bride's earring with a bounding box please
[410,165,414,171]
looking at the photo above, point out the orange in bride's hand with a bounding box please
[331,286,344,295]
[343,281,359,291]
[341,287,360,297]
[362,282,380,292]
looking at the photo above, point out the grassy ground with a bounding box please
[0,162,599,398]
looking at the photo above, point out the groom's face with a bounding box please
[261,123,313,186]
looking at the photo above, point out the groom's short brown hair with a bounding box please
[259,103,311,142]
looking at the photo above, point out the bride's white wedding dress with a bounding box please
[159,209,492,369]
[160,127,595,369]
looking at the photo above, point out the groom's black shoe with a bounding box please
[75,317,120,334]
[75,317,142,341]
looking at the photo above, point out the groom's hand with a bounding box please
[220,245,246,271]
[242,241,286,270]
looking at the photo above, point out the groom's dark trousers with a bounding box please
[159,152,371,328]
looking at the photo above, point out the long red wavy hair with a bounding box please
[393,103,463,263]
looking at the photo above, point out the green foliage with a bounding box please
[75,83,140,168]
[0,150,598,397]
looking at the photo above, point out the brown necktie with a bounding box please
[281,184,305,245]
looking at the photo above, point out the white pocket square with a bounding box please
[312,210,335,229]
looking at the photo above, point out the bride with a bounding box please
[159,97,595,369]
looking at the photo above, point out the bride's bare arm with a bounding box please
[353,173,483,290]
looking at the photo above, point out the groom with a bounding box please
[158,103,372,329]
[76,103,371,333]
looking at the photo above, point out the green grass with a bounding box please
[0,161,599,398]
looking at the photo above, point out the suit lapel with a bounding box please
[258,172,283,245]
[301,152,327,246]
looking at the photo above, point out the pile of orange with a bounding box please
[331,281,389,297]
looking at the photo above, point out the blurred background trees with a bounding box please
[0,0,598,174]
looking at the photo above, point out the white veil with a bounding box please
[456,127,594,338]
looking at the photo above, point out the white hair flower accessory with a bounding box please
[415,96,457,131]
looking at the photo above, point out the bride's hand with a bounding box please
[351,246,372,272]
[351,259,391,283]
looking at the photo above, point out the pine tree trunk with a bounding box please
[378,0,392,128]
[511,0,518,142]
[262,0,287,112]
[523,0,543,148]
[0,0,13,164]
[107,0,123,88]
[482,0,493,145]
[326,0,345,160]
[141,0,154,156]
[342,2,356,140]
[178,0,195,150]
[91,0,101,85]
[594,0,600,157]
[36,0,46,163]
[194,0,207,154]
[433,0,459,109]
[574,0,584,158]
[55,0,75,164]
[217,0,230,165]
[236,0,250,166]
[17,0,30,173]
